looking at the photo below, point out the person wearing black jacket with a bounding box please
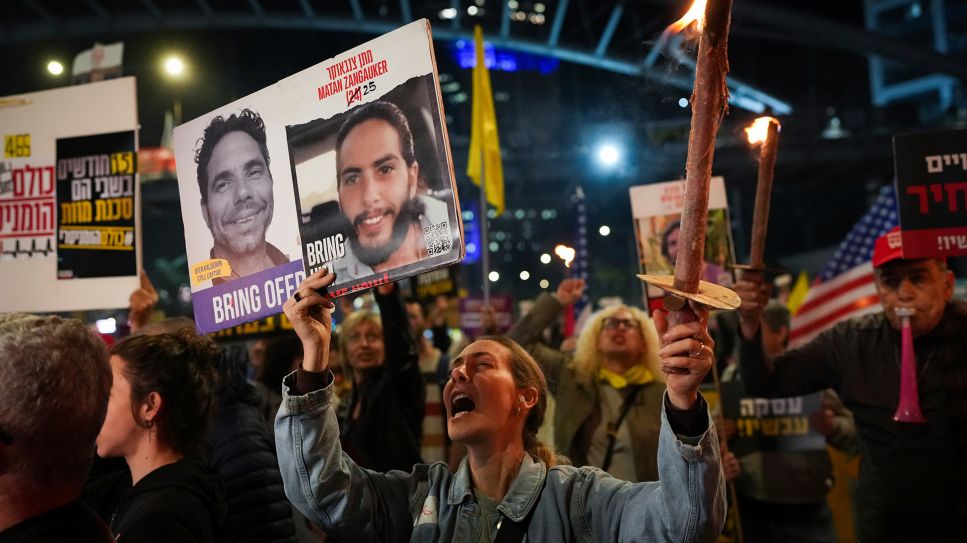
[89,329,226,542]
[336,282,425,472]
[210,344,297,543]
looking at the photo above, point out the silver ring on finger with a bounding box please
[690,342,704,358]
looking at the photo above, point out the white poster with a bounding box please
[173,20,464,333]
[629,177,735,311]
[0,77,140,312]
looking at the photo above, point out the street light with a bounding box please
[46,60,64,76]
[595,143,621,167]
[164,56,185,77]
[162,55,187,125]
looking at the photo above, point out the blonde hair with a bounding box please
[476,335,564,467]
[338,310,382,382]
[569,304,662,386]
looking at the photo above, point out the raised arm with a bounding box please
[275,270,418,542]
[373,282,420,376]
[733,274,839,398]
[507,279,585,382]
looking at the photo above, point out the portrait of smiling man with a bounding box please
[194,108,289,284]
[332,100,450,280]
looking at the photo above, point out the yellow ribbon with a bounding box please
[598,364,655,389]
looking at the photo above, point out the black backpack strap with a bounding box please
[601,385,643,472]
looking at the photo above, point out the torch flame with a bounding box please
[669,0,707,33]
[745,116,780,145]
[554,244,576,268]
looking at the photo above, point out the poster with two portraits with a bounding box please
[174,20,464,333]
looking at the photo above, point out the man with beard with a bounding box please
[195,109,289,284]
[332,101,450,280]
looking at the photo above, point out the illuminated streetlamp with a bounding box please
[162,55,187,125]
[47,60,64,76]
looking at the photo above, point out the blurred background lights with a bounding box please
[164,56,184,76]
[595,143,620,167]
[46,60,64,75]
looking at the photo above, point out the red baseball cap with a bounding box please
[872,227,903,268]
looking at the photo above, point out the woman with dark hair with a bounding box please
[88,328,226,542]
[275,269,726,542]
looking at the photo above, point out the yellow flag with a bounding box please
[787,270,810,316]
[467,25,505,216]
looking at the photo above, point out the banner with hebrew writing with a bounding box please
[893,127,967,258]
[0,77,140,312]
[719,380,827,456]
[55,130,137,278]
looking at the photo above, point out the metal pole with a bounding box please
[479,147,490,306]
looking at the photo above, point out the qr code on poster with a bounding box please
[423,221,452,256]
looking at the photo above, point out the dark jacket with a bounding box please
[338,286,425,473]
[739,300,967,542]
[88,457,226,543]
[210,345,296,543]
[0,500,114,543]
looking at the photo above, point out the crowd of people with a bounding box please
[0,229,963,543]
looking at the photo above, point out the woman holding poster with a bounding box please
[275,269,726,542]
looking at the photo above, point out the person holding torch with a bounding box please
[733,229,967,542]
[273,269,727,542]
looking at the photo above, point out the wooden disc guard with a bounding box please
[637,274,741,310]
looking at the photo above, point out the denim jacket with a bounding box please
[275,373,726,543]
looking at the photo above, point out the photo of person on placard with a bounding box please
[287,75,461,290]
[194,109,290,284]
[332,100,451,279]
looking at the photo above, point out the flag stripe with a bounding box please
[790,302,883,348]
[795,270,875,315]
[792,280,878,332]
[791,292,881,342]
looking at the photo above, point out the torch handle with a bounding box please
[749,120,779,269]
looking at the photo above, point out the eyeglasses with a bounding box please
[602,318,640,330]
[347,332,382,344]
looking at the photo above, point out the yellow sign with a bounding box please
[3,133,30,158]
[191,258,233,285]
[110,151,135,174]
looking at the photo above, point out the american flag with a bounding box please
[788,186,898,348]
[568,186,592,336]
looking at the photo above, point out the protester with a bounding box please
[723,301,856,543]
[274,269,725,542]
[734,229,967,541]
[87,329,226,542]
[508,278,668,482]
[406,298,450,464]
[0,314,114,542]
[336,281,425,472]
